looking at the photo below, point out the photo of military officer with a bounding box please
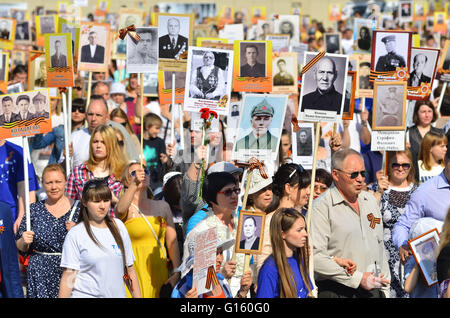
[158,15,190,60]
[373,82,407,130]
[373,32,411,74]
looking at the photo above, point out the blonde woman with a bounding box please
[256,208,313,298]
[115,161,181,298]
[110,107,140,155]
[417,131,447,183]
[66,125,127,211]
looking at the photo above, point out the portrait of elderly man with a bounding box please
[128,28,158,65]
[375,34,406,72]
[32,92,49,119]
[235,99,278,151]
[273,58,294,86]
[240,44,266,78]
[189,51,225,100]
[301,56,344,113]
[310,148,391,298]
[0,96,20,125]
[80,30,105,64]
[408,53,431,87]
[158,17,189,59]
[51,40,68,68]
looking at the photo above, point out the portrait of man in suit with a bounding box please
[0,20,10,40]
[408,53,431,87]
[158,17,189,59]
[0,96,19,126]
[240,44,266,78]
[16,95,35,121]
[15,22,30,41]
[39,16,55,34]
[51,40,67,68]
[80,30,106,64]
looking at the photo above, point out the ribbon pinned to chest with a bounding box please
[367,213,381,229]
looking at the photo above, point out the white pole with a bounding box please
[179,103,184,151]
[23,136,31,232]
[68,87,73,133]
[61,91,70,177]
[171,73,176,145]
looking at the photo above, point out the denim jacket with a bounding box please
[31,125,65,164]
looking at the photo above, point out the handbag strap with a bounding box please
[130,203,168,260]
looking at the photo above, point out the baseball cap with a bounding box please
[207,161,243,175]
[110,82,127,95]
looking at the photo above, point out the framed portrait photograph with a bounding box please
[126,27,158,74]
[15,21,31,45]
[184,46,234,115]
[273,15,300,44]
[36,14,56,35]
[78,22,111,73]
[0,88,52,140]
[234,210,266,255]
[0,17,15,50]
[291,122,314,169]
[157,13,193,62]
[265,34,290,53]
[407,47,440,100]
[157,70,186,105]
[298,52,349,122]
[118,8,144,30]
[413,2,427,21]
[11,9,26,22]
[371,30,412,82]
[272,52,298,94]
[10,50,27,69]
[353,18,375,54]
[95,0,110,17]
[251,6,266,25]
[328,4,341,21]
[408,228,440,287]
[249,20,274,41]
[399,0,413,23]
[112,38,127,60]
[232,93,288,162]
[28,51,46,91]
[45,33,74,87]
[356,54,373,98]
[143,72,158,97]
[7,82,23,94]
[437,40,450,82]
[324,33,342,54]
[58,18,80,72]
[372,81,407,131]
[433,12,447,34]
[342,71,356,120]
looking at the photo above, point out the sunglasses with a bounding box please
[217,187,241,197]
[391,163,411,170]
[336,169,366,179]
[117,139,124,147]
[288,164,305,180]
[72,106,86,113]
[84,178,108,189]
[130,168,150,178]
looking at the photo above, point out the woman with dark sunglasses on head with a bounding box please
[59,180,141,298]
[369,149,418,298]
[115,161,181,298]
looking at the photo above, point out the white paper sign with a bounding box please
[371,130,406,151]
[193,227,217,295]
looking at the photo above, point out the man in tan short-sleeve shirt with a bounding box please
[310,148,391,298]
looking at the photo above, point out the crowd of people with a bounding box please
[0,1,450,300]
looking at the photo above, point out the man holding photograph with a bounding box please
[301,57,343,112]
[235,99,278,151]
[375,35,406,72]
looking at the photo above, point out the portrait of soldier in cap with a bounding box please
[32,92,49,119]
[273,58,294,86]
[235,99,278,151]
[375,34,406,72]
[375,84,405,128]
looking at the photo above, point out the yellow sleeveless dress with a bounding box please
[124,215,169,298]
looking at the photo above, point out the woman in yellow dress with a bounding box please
[116,161,181,297]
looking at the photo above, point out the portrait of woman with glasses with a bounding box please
[370,149,418,298]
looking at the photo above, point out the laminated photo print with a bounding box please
[78,22,111,73]
[45,33,74,87]
[126,27,158,73]
[407,47,440,100]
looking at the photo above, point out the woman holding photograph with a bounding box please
[256,208,313,298]
[59,179,141,298]
[417,131,447,183]
[406,100,443,182]
[115,161,181,298]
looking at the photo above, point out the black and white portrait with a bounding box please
[295,127,313,156]
[158,14,191,60]
[299,52,348,121]
[0,19,12,40]
[353,18,374,53]
[239,41,266,78]
[143,72,158,96]
[15,22,30,42]
[273,55,295,87]
[163,71,186,90]
[185,47,233,115]
[33,57,47,88]
[0,53,7,82]
[342,71,356,119]
[39,16,56,35]
[399,1,413,22]
[60,22,78,57]
[408,48,439,87]
[239,215,262,251]
[80,25,107,65]
[11,9,26,22]
[373,82,407,130]
[50,36,68,68]
[126,27,158,73]
[373,31,411,73]
[274,15,300,43]
[324,33,341,54]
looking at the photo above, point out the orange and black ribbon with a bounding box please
[301,50,326,75]
[118,24,140,42]
[248,157,268,179]
[367,213,381,229]
[291,114,300,132]
[205,265,220,290]
[58,87,68,95]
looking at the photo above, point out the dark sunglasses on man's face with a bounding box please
[391,163,411,170]
[218,187,241,197]
[72,106,86,113]
[336,169,367,179]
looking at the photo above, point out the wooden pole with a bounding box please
[86,71,92,107]
[436,82,447,116]
[23,136,31,232]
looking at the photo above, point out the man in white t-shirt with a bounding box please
[70,95,139,168]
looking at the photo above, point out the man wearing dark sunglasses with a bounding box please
[310,148,391,298]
